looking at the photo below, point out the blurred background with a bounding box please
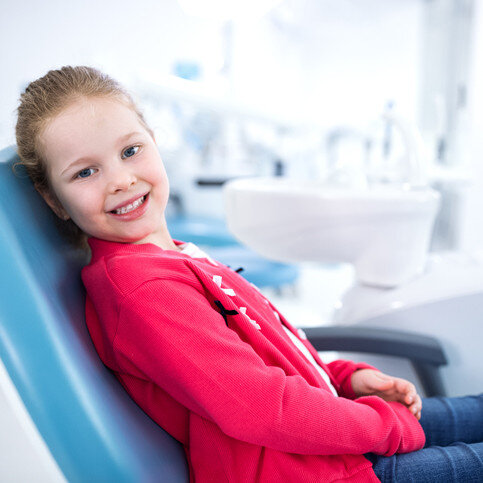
[1,0,482,324]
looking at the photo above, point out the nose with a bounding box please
[107,164,137,193]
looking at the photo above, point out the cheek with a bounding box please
[149,161,169,190]
[60,188,100,219]
[160,169,169,189]
[50,189,72,215]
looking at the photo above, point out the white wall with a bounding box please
[1,0,423,147]
[0,0,223,146]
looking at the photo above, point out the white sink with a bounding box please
[223,177,441,288]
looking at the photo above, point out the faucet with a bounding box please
[324,126,370,188]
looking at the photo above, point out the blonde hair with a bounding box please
[14,65,154,252]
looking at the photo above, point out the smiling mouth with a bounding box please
[110,194,148,215]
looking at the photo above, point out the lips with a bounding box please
[107,192,150,221]
[108,192,149,212]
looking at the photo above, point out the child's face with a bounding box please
[39,96,172,246]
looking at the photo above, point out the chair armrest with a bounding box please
[302,326,448,397]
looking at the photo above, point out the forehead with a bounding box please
[44,97,142,139]
[40,97,145,162]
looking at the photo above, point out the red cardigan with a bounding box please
[81,237,425,482]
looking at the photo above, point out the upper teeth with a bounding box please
[114,195,145,214]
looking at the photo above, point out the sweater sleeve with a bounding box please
[327,359,379,399]
[113,279,425,456]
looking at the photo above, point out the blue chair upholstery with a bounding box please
[207,245,300,289]
[166,215,240,247]
[0,146,188,482]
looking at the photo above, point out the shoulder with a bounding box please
[82,247,200,298]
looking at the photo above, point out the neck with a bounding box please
[131,227,181,252]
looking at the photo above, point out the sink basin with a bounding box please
[223,177,441,287]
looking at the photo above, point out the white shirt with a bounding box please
[281,326,338,396]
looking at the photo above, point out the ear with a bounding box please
[34,184,70,221]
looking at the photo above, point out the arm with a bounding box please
[302,325,447,398]
[113,279,425,456]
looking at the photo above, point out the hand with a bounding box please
[351,369,422,419]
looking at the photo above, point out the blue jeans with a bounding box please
[365,395,483,482]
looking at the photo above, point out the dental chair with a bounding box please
[0,145,448,481]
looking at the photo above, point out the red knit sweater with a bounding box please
[81,237,425,482]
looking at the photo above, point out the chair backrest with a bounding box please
[0,146,188,482]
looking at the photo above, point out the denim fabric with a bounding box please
[365,395,483,482]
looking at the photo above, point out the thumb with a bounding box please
[368,372,394,391]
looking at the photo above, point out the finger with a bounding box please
[374,372,393,381]
[374,378,394,391]
[413,404,422,420]
[413,394,422,413]
[410,407,421,420]
[408,394,422,416]
[405,388,417,405]
[397,378,412,395]
[371,372,395,390]
[409,404,419,415]
[393,379,416,403]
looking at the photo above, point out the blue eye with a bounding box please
[122,145,140,158]
[76,168,95,179]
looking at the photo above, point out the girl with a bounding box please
[15,66,483,482]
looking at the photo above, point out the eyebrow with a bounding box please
[61,131,144,176]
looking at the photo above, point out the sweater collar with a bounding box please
[87,237,185,264]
